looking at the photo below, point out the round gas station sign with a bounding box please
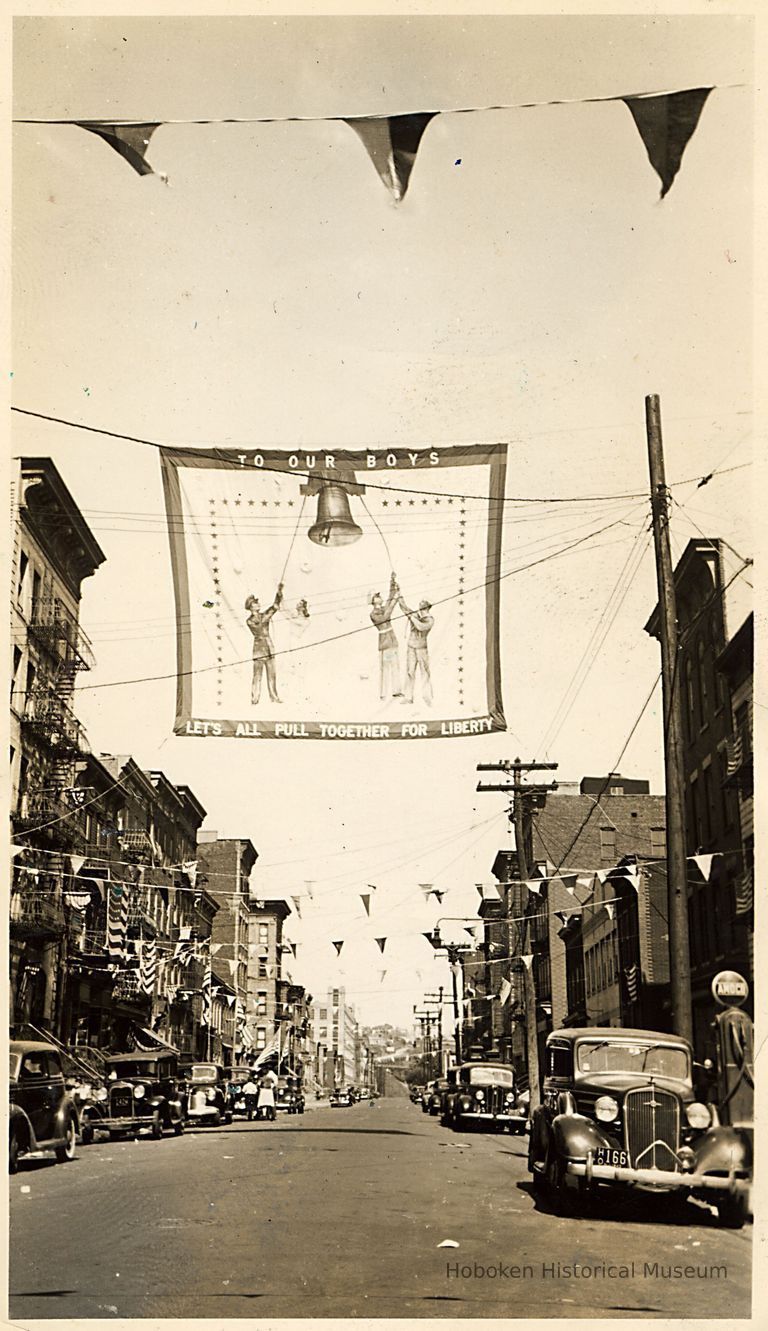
[711,970,749,1007]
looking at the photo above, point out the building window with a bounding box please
[259,923,269,944]
[258,961,267,979]
[256,991,267,1015]
[31,569,42,619]
[697,639,709,728]
[16,551,28,602]
[650,827,666,859]
[702,766,713,843]
[684,657,695,742]
[599,828,616,863]
[255,1028,267,1050]
[319,1007,327,1020]
[12,646,22,701]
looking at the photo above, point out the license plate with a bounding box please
[594,1146,629,1168]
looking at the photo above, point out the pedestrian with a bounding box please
[257,1074,276,1121]
[246,583,284,704]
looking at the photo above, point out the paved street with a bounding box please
[10,1097,751,1320]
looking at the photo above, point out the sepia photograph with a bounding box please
[8,9,755,1323]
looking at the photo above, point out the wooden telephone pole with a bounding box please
[646,394,693,1044]
[477,759,558,1110]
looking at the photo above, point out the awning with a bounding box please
[130,1024,179,1054]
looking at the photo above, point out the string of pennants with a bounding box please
[16,86,722,200]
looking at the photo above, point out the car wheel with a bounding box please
[81,1124,95,1146]
[55,1118,76,1163]
[716,1193,749,1229]
[151,1112,163,1140]
[173,1119,184,1136]
[9,1129,20,1174]
[224,1111,233,1125]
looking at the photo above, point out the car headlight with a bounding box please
[504,1092,515,1103]
[96,1087,108,1101]
[134,1084,146,1100]
[594,1095,619,1122]
[207,1089,217,1102]
[685,1101,712,1129]
[475,1090,484,1102]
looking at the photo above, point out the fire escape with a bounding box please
[19,598,94,846]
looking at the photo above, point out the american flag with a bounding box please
[735,869,753,915]
[624,964,639,1004]
[107,883,128,959]
[139,940,157,995]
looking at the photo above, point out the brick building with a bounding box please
[10,458,104,1036]
[645,538,752,1052]
[196,834,257,1062]
[245,898,292,1061]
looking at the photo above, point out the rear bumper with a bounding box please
[568,1156,750,1194]
[187,1108,220,1122]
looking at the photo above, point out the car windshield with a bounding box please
[108,1060,159,1078]
[468,1067,514,1088]
[577,1040,690,1080]
[190,1065,218,1083]
[9,1052,21,1080]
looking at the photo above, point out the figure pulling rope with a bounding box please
[244,495,307,707]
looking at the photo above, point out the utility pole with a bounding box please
[477,759,557,1111]
[646,394,693,1044]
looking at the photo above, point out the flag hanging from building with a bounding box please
[139,940,157,995]
[498,977,512,1006]
[624,964,640,1003]
[735,869,753,915]
[252,1032,281,1068]
[107,883,128,959]
[201,966,213,1026]
[161,444,506,741]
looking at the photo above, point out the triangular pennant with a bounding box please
[379,970,387,983]
[290,942,297,957]
[345,112,436,202]
[332,940,344,956]
[525,879,542,895]
[375,937,386,954]
[521,953,534,970]
[290,896,303,917]
[605,903,615,921]
[691,853,715,882]
[225,994,236,1008]
[624,89,711,198]
[431,890,446,904]
[69,854,86,877]
[79,122,161,176]
[562,874,578,896]
[304,881,314,899]
[181,860,198,888]
[498,977,512,1006]
[11,844,26,858]
[420,883,434,899]
[464,925,479,939]
[360,894,371,916]
[597,870,609,884]
[210,942,224,955]
[577,875,594,889]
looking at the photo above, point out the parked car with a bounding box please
[409,1085,424,1104]
[443,1062,527,1133]
[226,1068,254,1117]
[426,1077,451,1116]
[275,1076,304,1114]
[421,1079,436,1113]
[9,1040,79,1172]
[185,1062,233,1126]
[100,1052,185,1140]
[330,1089,352,1107]
[528,1027,752,1227]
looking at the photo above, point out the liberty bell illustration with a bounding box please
[301,467,366,547]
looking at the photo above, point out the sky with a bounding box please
[11,14,754,1029]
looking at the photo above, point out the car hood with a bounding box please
[575,1074,692,1100]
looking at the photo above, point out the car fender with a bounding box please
[10,1103,34,1150]
[692,1125,752,1176]
[551,1112,619,1161]
[54,1093,79,1136]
